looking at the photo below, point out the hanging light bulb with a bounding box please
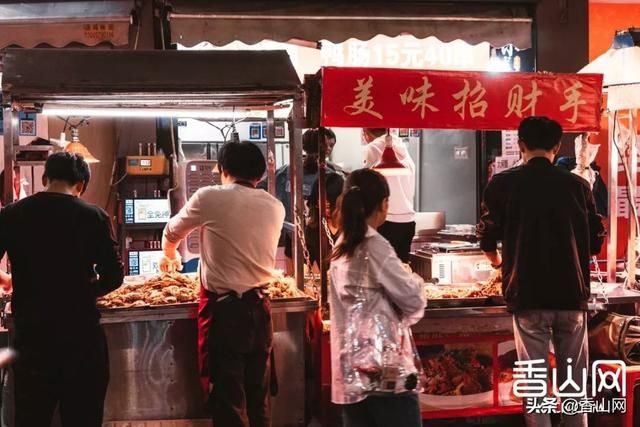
[373,133,411,176]
[64,126,99,163]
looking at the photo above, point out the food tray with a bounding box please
[98,295,313,312]
[98,301,197,312]
[427,297,490,308]
[488,295,506,306]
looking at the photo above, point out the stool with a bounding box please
[598,363,640,427]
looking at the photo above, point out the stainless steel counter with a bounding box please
[101,297,317,426]
[99,298,317,324]
[1,298,318,427]
[414,284,640,337]
[422,283,640,318]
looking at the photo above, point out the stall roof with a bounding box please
[165,0,533,49]
[0,1,133,48]
[1,48,302,110]
[579,46,640,111]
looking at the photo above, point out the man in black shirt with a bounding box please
[0,152,124,427]
[478,117,604,427]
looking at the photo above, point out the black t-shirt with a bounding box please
[0,192,124,344]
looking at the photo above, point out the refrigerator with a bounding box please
[407,130,478,225]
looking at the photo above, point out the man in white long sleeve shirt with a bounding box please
[363,128,416,262]
[161,142,285,427]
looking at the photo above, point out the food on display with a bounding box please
[265,273,306,299]
[423,275,502,300]
[422,348,492,396]
[477,274,502,297]
[424,285,484,300]
[97,271,307,309]
[97,272,199,308]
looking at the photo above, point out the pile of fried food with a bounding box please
[477,274,502,297]
[264,273,306,299]
[97,271,306,309]
[97,272,199,308]
[423,348,493,395]
[424,274,502,300]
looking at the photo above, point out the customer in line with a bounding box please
[362,128,416,262]
[478,117,605,427]
[0,152,124,427]
[161,141,285,427]
[305,171,345,272]
[329,168,426,427]
[266,127,341,273]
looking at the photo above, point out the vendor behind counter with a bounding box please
[259,128,342,273]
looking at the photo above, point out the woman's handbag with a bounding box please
[588,311,640,365]
[341,249,425,399]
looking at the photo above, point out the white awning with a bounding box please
[0,1,134,48]
[165,1,533,49]
[580,46,640,110]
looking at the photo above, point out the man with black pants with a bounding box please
[0,152,124,427]
[363,128,416,262]
[161,142,285,427]
[478,117,605,427]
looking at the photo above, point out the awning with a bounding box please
[0,1,134,48]
[1,48,301,110]
[579,46,640,110]
[165,1,533,49]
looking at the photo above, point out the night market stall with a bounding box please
[1,48,316,427]
[306,65,640,422]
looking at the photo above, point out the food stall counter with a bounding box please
[99,298,317,324]
[1,272,318,427]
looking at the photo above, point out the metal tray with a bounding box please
[98,301,197,313]
[427,297,490,308]
[488,295,505,306]
[98,295,313,312]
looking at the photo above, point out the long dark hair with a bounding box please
[332,169,389,259]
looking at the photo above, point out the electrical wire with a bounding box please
[104,122,124,211]
[611,110,640,287]
[57,116,71,133]
[111,172,129,187]
[132,11,141,50]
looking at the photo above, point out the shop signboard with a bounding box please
[320,67,603,132]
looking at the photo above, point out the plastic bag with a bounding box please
[340,251,424,399]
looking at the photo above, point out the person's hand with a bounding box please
[160,252,182,273]
[489,268,502,282]
[0,272,12,292]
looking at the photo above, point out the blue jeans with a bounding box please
[341,393,421,427]
[513,310,589,427]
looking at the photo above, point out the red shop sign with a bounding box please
[320,67,603,132]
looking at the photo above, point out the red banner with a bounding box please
[320,67,603,132]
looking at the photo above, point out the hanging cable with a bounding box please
[611,110,640,287]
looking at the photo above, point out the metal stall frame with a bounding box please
[0,48,314,426]
[1,48,306,290]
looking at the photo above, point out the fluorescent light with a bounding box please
[42,106,248,119]
[41,105,292,119]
